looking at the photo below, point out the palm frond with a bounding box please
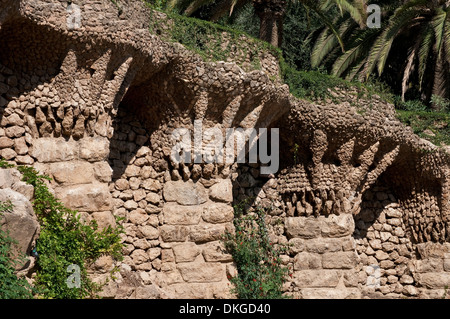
[229,0,239,16]
[311,28,334,68]
[345,28,380,79]
[417,24,434,92]
[330,25,378,78]
[166,0,180,11]
[431,7,449,60]
[345,56,366,81]
[318,0,332,11]
[394,0,429,17]
[311,18,354,67]
[307,5,347,52]
[210,0,246,21]
[363,6,421,79]
[445,7,450,64]
[332,44,364,77]
[335,0,367,27]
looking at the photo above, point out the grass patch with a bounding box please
[146,4,280,71]
[280,62,349,101]
[396,110,450,146]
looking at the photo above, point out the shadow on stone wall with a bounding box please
[0,19,69,164]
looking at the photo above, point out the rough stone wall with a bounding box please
[0,0,449,299]
[109,109,237,298]
[354,185,416,297]
[413,242,450,298]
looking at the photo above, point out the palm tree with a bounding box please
[165,0,365,47]
[312,0,450,106]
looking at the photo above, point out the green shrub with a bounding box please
[396,110,450,146]
[280,1,323,72]
[431,95,450,113]
[144,0,170,11]
[0,200,34,299]
[217,3,260,39]
[280,61,349,101]
[393,97,428,112]
[0,159,124,299]
[18,165,124,299]
[223,200,291,299]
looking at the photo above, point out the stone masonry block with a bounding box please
[209,179,233,203]
[172,242,201,263]
[31,137,78,163]
[55,183,112,212]
[160,225,189,242]
[188,224,230,243]
[202,203,234,224]
[163,203,203,225]
[294,252,322,270]
[49,161,94,185]
[320,214,355,238]
[322,251,358,269]
[201,241,233,262]
[414,273,450,289]
[163,180,207,205]
[79,137,110,162]
[300,288,361,299]
[293,270,341,288]
[177,261,225,283]
[285,216,321,239]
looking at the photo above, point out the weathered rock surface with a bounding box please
[163,181,208,206]
[0,189,39,259]
[0,168,39,271]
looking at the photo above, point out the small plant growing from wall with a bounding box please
[223,199,291,299]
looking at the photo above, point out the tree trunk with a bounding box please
[258,12,283,47]
[253,0,286,47]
